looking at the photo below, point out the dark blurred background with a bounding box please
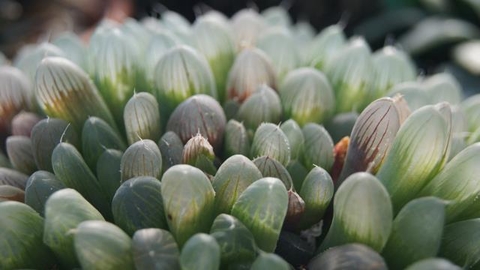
[1,0,480,84]
[0,0,382,58]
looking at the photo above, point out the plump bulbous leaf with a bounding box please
[223,119,250,158]
[298,166,334,230]
[35,57,117,132]
[10,111,41,137]
[192,16,235,103]
[0,167,29,189]
[256,28,301,82]
[74,220,135,270]
[337,96,410,185]
[423,73,463,105]
[82,116,126,171]
[120,139,162,181]
[309,243,387,270]
[279,68,335,125]
[158,131,184,173]
[210,214,258,267]
[0,185,24,202]
[212,155,262,215]
[167,94,226,153]
[180,233,221,270]
[439,219,480,268]
[301,123,334,171]
[161,164,215,247]
[132,228,180,270]
[0,66,33,133]
[251,123,291,167]
[31,118,80,172]
[405,258,462,270]
[124,92,162,145]
[96,149,123,202]
[6,135,36,175]
[0,201,56,269]
[43,189,105,269]
[325,37,374,113]
[371,46,417,99]
[319,172,392,252]
[381,197,446,270]
[251,252,290,270]
[112,176,167,236]
[236,84,282,131]
[280,119,304,161]
[154,45,217,119]
[231,177,289,252]
[226,47,276,102]
[24,170,66,216]
[306,25,346,69]
[419,143,480,223]
[52,142,112,219]
[376,103,452,213]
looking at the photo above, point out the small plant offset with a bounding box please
[2,5,480,270]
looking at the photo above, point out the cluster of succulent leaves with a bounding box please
[1,4,480,270]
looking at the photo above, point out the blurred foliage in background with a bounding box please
[1,0,480,95]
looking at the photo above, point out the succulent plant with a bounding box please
[182,133,216,175]
[223,119,250,158]
[6,135,36,175]
[158,131,184,172]
[230,9,266,50]
[10,111,41,137]
[24,170,66,216]
[0,167,29,189]
[251,252,290,270]
[439,218,480,268]
[0,185,24,202]
[306,25,346,70]
[405,258,462,270]
[52,32,89,72]
[301,123,334,171]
